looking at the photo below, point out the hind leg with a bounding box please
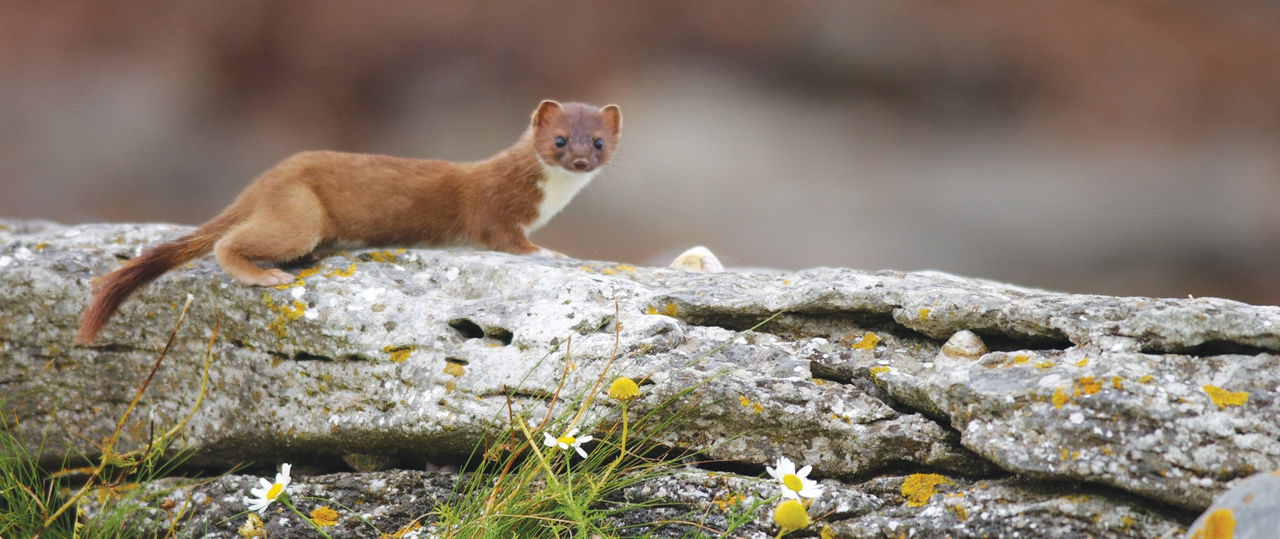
[215,191,326,286]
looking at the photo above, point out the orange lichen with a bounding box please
[1202,385,1248,410]
[1188,508,1235,539]
[901,473,952,507]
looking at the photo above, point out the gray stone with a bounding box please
[6,219,1280,535]
[1186,470,1280,539]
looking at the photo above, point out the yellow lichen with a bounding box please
[848,332,879,350]
[367,249,404,263]
[869,366,890,377]
[324,263,357,278]
[1139,375,1154,384]
[712,492,744,512]
[383,345,413,363]
[578,266,594,272]
[1188,508,1235,539]
[1202,385,1249,410]
[901,473,952,507]
[919,308,930,321]
[615,264,636,273]
[1111,376,1124,390]
[1013,355,1029,365]
[263,294,306,338]
[1035,361,1056,369]
[601,268,617,275]
[33,242,47,251]
[309,506,338,526]
[1073,357,1089,367]
[442,362,465,377]
[947,502,967,520]
[1078,376,1102,395]
[283,301,306,320]
[1052,387,1069,409]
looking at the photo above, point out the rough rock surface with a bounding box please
[1184,470,1280,539]
[5,219,1280,535]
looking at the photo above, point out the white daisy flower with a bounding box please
[542,427,593,458]
[244,463,292,513]
[766,456,823,500]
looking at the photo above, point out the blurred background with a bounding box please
[3,1,1280,303]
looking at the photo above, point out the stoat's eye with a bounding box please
[593,138,604,150]
[555,136,567,148]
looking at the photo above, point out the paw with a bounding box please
[534,247,568,258]
[253,269,296,287]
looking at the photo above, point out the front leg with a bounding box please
[480,225,555,256]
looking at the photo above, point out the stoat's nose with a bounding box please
[571,159,590,171]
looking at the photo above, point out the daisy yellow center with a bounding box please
[783,474,803,492]
[557,435,576,446]
[267,483,283,500]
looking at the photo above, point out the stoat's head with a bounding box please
[530,100,621,173]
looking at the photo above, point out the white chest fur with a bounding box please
[525,161,599,232]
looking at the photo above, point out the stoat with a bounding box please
[78,99,621,344]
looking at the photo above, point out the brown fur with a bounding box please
[77,100,621,344]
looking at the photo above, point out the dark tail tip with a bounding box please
[75,234,211,344]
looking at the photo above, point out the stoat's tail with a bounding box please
[77,213,237,344]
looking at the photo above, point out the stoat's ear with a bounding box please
[532,100,563,128]
[600,104,622,132]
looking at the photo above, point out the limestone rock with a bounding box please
[6,219,1280,534]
